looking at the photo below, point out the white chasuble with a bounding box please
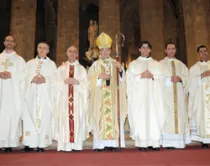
[56,61,89,151]
[0,51,26,148]
[189,61,210,143]
[160,57,191,148]
[126,56,165,148]
[22,57,57,148]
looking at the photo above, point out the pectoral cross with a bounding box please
[0,59,13,70]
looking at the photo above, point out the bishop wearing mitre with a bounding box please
[88,32,127,151]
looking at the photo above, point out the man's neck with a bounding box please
[200,59,208,62]
[101,56,110,60]
[167,56,175,59]
[68,59,76,64]
[38,55,47,59]
[141,55,150,58]
[4,49,14,54]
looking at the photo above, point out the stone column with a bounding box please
[56,0,79,66]
[139,0,164,60]
[182,0,210,67]
[99,0,121,59]
[10,0,37,61]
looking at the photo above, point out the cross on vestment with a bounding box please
[0,58,13,70]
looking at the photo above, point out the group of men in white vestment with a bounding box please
[0,33,210,153]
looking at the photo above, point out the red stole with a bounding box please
[69,65,74,142]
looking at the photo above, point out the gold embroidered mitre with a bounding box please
[96,32,112,49]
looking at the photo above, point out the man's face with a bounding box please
[100,48,111,59]
[165,44,176,58]
[139,44,151,57]
[198,47,208,62]
[37,43,49,58]
[4,36,16,50]
[67,46,78,62]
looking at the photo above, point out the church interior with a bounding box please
[1,0,210,165]
[1,0,210,68]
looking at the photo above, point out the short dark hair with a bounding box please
[138,41,152,49]
[165,42,176,49]
[37,41,49,48]
[197,45,208,53]
[4,35,16,42]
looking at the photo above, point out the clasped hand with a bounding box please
[201,70,210,79]
[0,71,11,79]
[64,78,79,85]
[171,75,181,83]
[141,70,153,79]
[98,73,111,79]
[32,74,46,84]
[116,61,122,72]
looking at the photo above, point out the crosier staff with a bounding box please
[115,32,125,151]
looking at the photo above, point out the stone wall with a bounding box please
[56,0,79,66]
[182,0,210,67]
[10,0,36,61]
[99,0,121,59]
[139,0,164,61]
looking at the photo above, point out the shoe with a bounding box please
[37,148,44,152]
[72,149,81,152]
[166,147,175,150]
[5,148,12,152]
[201,143,208,149]
[21,146,34,152]
[93,148,104,152]
[104,147,117,152]
[153,148,160,151]
[139,148,147,151]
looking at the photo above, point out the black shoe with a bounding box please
[165,147,175,150]
[72,149,81,152]
[93,148,104,152]
[139,148,147,151]
[5,148,12,152]
[104,147,117,152]
[153,148,160,151]
[37,148,44,152]
[201,143,208,149]
[111,147,117,152]
[21,146,34,152]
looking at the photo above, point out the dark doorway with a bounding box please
[0,0,11,52]
[35,0,57,61]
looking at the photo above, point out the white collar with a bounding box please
[138,56,152,61]
[165,57,176,62]
[66,60,79,66]
[199,61,209,65]
[2,50,17,57]
[35,56,48,61]
[99,57,112,64]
